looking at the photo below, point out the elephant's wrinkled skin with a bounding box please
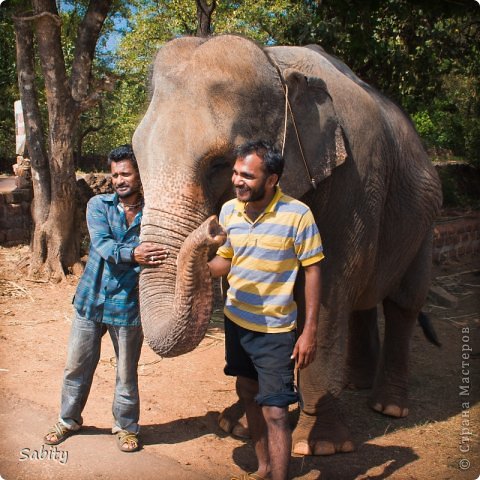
[132,35,442,456]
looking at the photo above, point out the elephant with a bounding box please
[132,34,442,456]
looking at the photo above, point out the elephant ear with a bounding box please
[279,69,348,198]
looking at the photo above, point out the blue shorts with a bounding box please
[224,315,299,408]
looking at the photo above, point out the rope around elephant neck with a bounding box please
[275,63,317,190]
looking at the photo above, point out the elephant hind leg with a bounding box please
[346,307,380,390]
[369,233,434,418]
[369,298,416,418]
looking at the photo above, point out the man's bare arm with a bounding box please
[292,262,322,369]
[208,256,232,278]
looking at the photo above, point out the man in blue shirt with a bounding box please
[44,145,168,452]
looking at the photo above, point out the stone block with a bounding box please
[22,217,32,229]
[15,188,33,202]
[21,201,32,215]
[6,203,23,218]
[5,215,24,228]
[6,228,29,243]
[4,191,25,204]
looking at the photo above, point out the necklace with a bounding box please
[120,199,143,211]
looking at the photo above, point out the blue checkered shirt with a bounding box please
[73,193,142,326]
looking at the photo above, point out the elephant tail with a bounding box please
[418,311,441,347]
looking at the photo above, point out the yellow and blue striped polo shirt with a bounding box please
[217,187,324,333]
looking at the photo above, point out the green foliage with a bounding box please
[61,1,133,158]
[276,0,480,168]
[0,1,126,163]
[82,77,148,155]
[0,7,19,162]
[412,74,480,167]
[214,0,309,44]
[436,165,480,209]
[116,0,197,79]
[412,111,436,143]
[438,171,466,207]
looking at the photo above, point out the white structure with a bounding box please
[14,100,26,156]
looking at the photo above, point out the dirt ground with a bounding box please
[0,244,478,480]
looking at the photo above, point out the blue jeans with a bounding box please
[59,312,144,434]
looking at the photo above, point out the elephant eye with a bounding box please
[201,155,234,198]
[210,158,232,172]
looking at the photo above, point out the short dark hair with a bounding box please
[234,140,284,180]
[107,144,138,170]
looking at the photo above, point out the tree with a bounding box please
[12,0,114,281]
[0,7,19,163]
[196,0,216,36]
[296,0,480,166]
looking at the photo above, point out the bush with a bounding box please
[412,75,480,169]
[435,163,480,209]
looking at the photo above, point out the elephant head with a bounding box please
[133,35,347,357]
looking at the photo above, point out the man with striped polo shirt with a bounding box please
[208,140,323,480]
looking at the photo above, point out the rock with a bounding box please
[76,174,113,256]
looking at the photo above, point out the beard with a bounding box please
[115,181,141,199]
[115,186,133,198]
[234,181,267,203]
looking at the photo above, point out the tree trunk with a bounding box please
[28,0,78,280]
[13,0,113,281]
[14,15,50,234]
[195,0,216,37]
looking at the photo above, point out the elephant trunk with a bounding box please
[139,213,226,357]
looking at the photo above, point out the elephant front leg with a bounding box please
[218,399,249,439]
[293,374,355,455]
[292,307,355,456]
[219,393,356,456]
[369,298,416,418]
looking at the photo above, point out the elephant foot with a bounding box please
[292,410,355,456]
[370,402,409,418]
[369,380,409,418]
[218,400,250,439]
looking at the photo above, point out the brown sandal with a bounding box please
[44,422,76,445]
[115,430,139,452]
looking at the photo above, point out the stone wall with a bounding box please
[0,173,112,249]
[0,188,32,246]
[433,213,480,264]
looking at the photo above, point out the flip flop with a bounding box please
[115,430,139,452]
[44,422,77,445]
